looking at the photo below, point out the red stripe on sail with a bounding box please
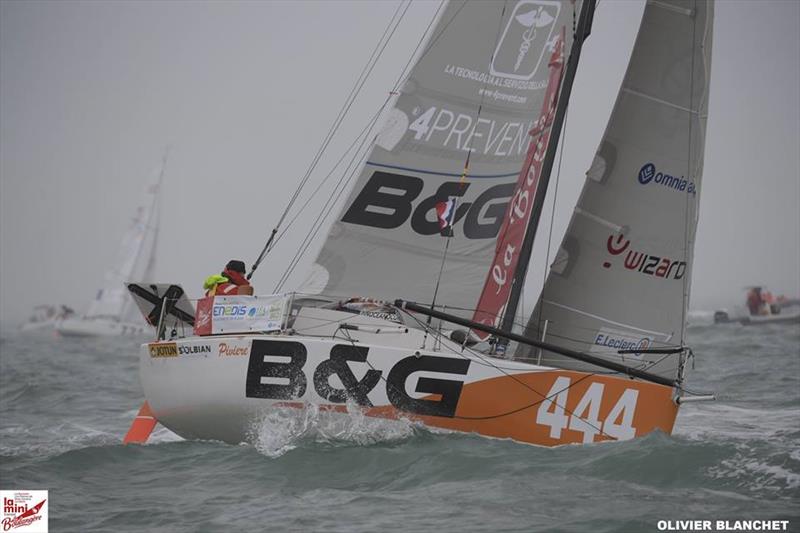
[471,31,566,338]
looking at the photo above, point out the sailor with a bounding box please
[746,288,763,316]
[204,260,252,297]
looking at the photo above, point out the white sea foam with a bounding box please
[674,404,800,443]
[709,454,800,493]
[247,401,420,458]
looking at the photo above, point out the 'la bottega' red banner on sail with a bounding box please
[471,32,566,337]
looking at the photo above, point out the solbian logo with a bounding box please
[637,162,696,195]
[490,1,560,81]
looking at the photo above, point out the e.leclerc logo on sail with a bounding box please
[637,162,696,195]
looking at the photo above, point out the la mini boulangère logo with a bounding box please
[1,491,48,532]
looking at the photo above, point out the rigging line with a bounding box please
[500,0,595,335]
[535,104,570,338]
[390,0,466,92]
[249,0,411,279]
[273,142,370,292]
[679,0,699,347]
[388,0,447,92]
[270,0,445,266]
[274,97,388,292]
[291,311,376,335]
[423,0,507,342]
[266,1,445,288]
[406,302,682,348]
[402,303,674,379]
[397,308,611,434]
[459,0,508,171]
[280,0,407,220]
[273,101,396,290]
[271,102,391,250]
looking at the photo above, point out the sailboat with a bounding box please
[58,153,166,338]
[126,0,715,447]
[19,305,76,333]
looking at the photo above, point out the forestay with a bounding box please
[87,159,164,321]
[516,0,714,381]
[303,0,581,314]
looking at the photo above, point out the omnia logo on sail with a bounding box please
[637,162,696,195]
[603,234,686,280]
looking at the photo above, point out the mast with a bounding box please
[500,0,597,334]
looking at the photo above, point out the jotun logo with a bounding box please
[637,163,695,195]
[149,343,178,358]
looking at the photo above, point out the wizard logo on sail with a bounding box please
[603,234,686,280]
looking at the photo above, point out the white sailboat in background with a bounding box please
[58,153,167,338]
[19,305,76,333]
[125,0,716,447]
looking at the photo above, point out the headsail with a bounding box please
[86,155,165,321]
[516,0,714,382]
[303,0,581,314]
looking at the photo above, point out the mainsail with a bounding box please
[516,0,714,381]
[86,156,165,321]
[304,0,581,314]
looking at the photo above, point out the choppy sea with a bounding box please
[1,321,798,532]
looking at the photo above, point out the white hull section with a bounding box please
[740,310,800,326]
[58,317,150,337]
[139,326,679,447]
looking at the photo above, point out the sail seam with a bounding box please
[647,0,693,17]
[573,207,623,233]
[622,87,705,116]
[541,299,671,338]
[364,161,518,179]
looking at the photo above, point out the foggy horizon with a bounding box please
[1,0,798,328]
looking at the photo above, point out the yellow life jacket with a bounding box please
[203,274,229,296]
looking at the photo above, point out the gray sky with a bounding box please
[1,0,798,327]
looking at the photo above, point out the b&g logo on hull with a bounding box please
[490,0,561,81]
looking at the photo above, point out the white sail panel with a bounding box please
[87,161,163,320]
[304,0,580,313]
[516,0,714,381]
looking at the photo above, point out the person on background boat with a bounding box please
[204,260,253,296]
[746,287,763,316]
[762,289,780,314]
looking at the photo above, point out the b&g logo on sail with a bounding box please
[490,1,561,81]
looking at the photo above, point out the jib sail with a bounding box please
[516,0,714,382]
